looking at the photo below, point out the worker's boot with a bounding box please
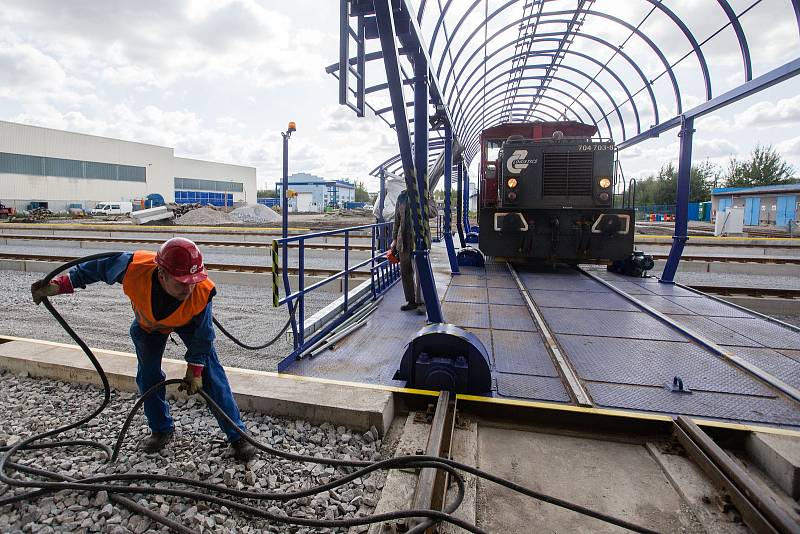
[138,431,174,454]
[400,301,418,311]
[231,438,257,462]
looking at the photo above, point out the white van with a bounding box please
[90,201,134,216]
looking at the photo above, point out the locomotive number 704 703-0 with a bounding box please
[577,144,613,151]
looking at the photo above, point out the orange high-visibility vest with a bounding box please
[122,251,215,334]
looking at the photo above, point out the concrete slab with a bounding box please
[645,442,748,534]
[0,337,394,433]
[441,420,478,534]
[745,432,800,498]
[476,426,700,533]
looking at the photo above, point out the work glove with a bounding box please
[178,363,204,395]
[31,275,73,305]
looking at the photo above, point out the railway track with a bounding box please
[0,233,374,250]
[649,253,800,264]
[0,252,372,278]
[690,285,800,299]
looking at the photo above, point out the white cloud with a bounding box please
[777,135,800,157]
[735,95,800,128]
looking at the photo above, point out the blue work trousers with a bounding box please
[130,321,246,442]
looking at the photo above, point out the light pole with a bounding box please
[281,121,296,240]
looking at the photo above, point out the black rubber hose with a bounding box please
[0,252,658,534]
[212,315,291,350]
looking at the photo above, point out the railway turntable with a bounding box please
[282,243,800,430]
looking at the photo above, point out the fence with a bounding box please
[272,221,399,371]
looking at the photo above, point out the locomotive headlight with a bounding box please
[598,177,611,189]
[507,177,518,188]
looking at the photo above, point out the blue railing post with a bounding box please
[661,115,694,283]
[281,122,298,349]
[298,240,305,347]
[443,123,460,273]
[344,230,350,310]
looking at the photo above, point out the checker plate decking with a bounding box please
[282,248,800,428]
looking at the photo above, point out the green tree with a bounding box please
[433,189,445,201]
[354,180,371,202]
[633,161,717,206]
[257,186,278,198]
[724,145,796,187]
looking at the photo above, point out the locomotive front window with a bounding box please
[486,163,497,179]
[486,139,503,161]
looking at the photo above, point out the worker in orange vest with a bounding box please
[31,237,257,461]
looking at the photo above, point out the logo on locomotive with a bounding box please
[506,150,538,173]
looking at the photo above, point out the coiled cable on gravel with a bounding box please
[0,252,658,534]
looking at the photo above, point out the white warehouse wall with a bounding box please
[0,120,256,212]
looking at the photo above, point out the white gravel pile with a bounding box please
[0,371,386,533]
[230,204,281,224]
[176,207,242,226]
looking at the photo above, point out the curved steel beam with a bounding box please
[457,77,607,147]
[715,0,753,82]
[454,48,632,137]
[446,29,657,136]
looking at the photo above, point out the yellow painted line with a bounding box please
[4,334,799,436]
[457,393,800,437]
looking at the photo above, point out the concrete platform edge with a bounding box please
[0,337,394,433]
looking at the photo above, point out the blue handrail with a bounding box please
[273,220,401,371]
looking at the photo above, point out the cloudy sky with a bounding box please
[1,0,799,192]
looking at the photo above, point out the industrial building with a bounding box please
[275,172,355,212]
[711,183,799,226]
[0,120,257,212]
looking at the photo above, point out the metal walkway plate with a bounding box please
[664,296,752,318]
[587,382,800,427]
[540,307,687,342]
[708,317,800,351]
[558,335,772,396]
[488,287,525,305]
[445,285,488,303]
[486,274,519,289]
[496,373,571,403]
[529,289,640,312]
[490,304,537,331]
[633,294,698,315]
[731,347,800,390]
[520,273,610,293]
[665,315,762,348]
[441,302,490,329]
[492,330,557,376]
[450,274,487,287]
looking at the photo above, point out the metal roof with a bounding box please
[329,1,800,180]
[712,183,800,196]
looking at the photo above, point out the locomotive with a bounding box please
[477,121,638,267]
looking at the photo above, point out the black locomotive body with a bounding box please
[477,122,634,264]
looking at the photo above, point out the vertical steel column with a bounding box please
[413,47,444,323]
[661,115,694,283]
[281,127,298,348]
[456,161,465,247]
[463,167,471,233]
[443,124,460,273]
[378,166,387,251]
[374,0,442,323]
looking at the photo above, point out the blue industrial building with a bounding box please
[275,173,355,210]
[711,183,799,226]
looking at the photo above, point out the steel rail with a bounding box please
[687,285,800,300]
[579,269,800,404]
[409,391,457,533]
[673,416,800,534]
[649,253,800,265]
[507,263,592,407]
[0,233,374,250]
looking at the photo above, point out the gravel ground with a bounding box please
[0,371,387,533]
[0,270,334,371]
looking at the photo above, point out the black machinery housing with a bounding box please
[479,135,634,263]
